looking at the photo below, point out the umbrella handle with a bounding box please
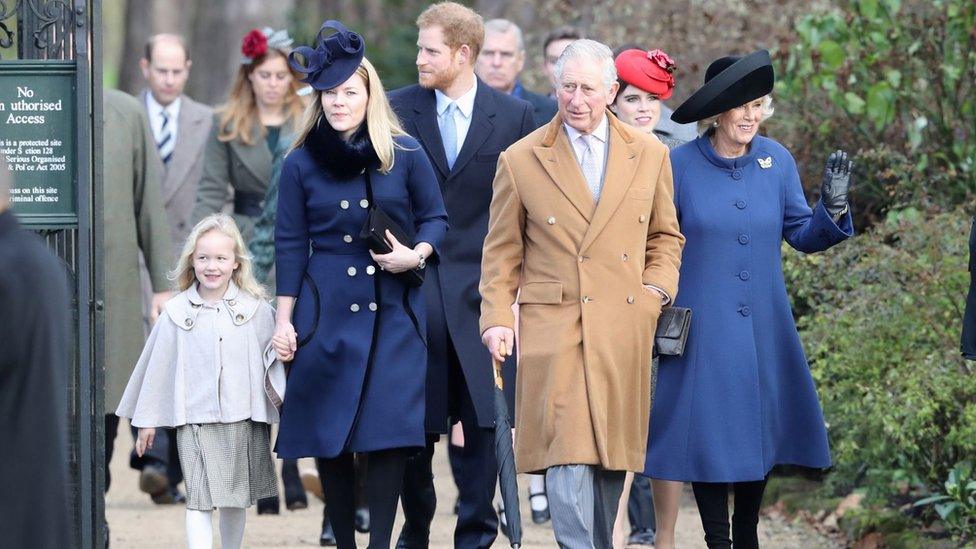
[493,358,504,390]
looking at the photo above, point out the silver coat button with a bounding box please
[627,296,635,304]
[347,267,357,276]
[547,216,556,225]
[343,234,353,243]
[350,303,360,312]
[340,200,350,209]
[368,303,378,312]
[639,214,647,223]
[366,265,376,275]
[360,199,369,208]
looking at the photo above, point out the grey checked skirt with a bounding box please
[176,420,277,510]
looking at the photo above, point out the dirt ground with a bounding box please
[106,425,840,548]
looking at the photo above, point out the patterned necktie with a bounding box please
[440,102,458,170]
[578,134,602,201]
[156,108,174,164]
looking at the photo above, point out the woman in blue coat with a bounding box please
[271,21,448,549]
[643,50,854,549]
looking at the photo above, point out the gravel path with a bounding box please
[106,424,839,547]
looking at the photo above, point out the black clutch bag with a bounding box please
[358,170,424,288]
[655,306,692,356]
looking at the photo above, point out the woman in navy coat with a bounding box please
[271,21,447,549]
[643,50,854,549]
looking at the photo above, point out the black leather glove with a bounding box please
[821,149,853,218]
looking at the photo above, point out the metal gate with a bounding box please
[0,1,103,547]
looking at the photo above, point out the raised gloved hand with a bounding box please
[821,149,854,218]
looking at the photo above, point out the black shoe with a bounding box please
[284,481,308,511]
[150,485,185,505]
[628,528,656,546]
[138,465,168,498]
[497,503,511,540]
[529,490,550,524]
[319,518,336,546]
[355,506,370,533]
[395,524,429,549]
[257,495,280,515]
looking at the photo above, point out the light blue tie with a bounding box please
[440,102,458,169]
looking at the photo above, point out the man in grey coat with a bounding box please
[134,33,213,504]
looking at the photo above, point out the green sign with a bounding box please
[0,61,77,226]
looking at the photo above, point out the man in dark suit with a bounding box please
[388,3,534,548]
[476,18,557,129]
[0,154,72,548]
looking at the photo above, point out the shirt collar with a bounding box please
[563,112,609,145]
[435,80,477,119]
[146,91,181,119]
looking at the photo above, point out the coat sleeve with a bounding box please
[479,151,526,333]
[641,150,685,300]
[255,302,286,413]
[115,311,182,428]
[781,152,854,253]
[406,148,449,256]
[274,156,309,297]
[191,115,231,225]
[132,107,174,291]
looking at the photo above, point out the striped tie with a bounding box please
[157,108,174,164]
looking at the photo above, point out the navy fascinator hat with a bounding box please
[288,20,365,91]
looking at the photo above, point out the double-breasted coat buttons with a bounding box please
[547,216,556,225]
[350,304,360,312]
[340,200,350,209]
[366,266,376,275]
[639,214,647,223]
[347,267,357,276]
[368,303,378,312]
[360,199,369,208]
[627,296,635,304]
[343,234,353,243]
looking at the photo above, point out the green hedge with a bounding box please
[784,209,976,506]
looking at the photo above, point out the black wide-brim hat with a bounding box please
[670,49,774,124]
[288,20,365,91]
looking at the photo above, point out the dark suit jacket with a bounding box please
[389,78,535,430]
[518,88,558,129]
[0,210,71,548]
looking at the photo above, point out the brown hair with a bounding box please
[143,33,190,63]
[217,49,305,146]
[416,2,484,60]
[543,26,584,55]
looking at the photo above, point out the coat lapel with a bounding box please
[532,116,595,222]
[448,79,494,177]
[579,113,643,254]
[163,97,210,204]
[411,90,450,178]
[230,123,272,184]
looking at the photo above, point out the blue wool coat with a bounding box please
[274,136,448,459]
[643,135,853,482]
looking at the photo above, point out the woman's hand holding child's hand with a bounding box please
[274,321,298,362]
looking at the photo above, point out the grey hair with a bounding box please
[484,18,524,52]
[0,154,9,207]
[698,95,775,135]
[554,39,617,91]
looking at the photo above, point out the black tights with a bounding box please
[317,449,409,549]
[691,478,768,549]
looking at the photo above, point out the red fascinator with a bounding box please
[241,29,269,61]
[614,48,677,100]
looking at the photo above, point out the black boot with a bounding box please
[257,495,280,515]
[282,459,308,510]
[320,510,337,546]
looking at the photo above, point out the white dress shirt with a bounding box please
[145,92,182,145]
[434,82,477,155]
[563,113,610,186]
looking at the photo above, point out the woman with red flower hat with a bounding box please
[191,27,306,241]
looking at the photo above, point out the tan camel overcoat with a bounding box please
[480,112,684,473]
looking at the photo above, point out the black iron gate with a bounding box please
[0,1,102,547]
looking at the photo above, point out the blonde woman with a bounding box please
[116,214,285,549]
[271,21,447,549]
[192,27,305,239]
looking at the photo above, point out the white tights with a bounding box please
[185,508,246,549]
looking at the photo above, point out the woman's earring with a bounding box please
[712,121,719,128]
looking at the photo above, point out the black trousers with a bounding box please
[628,474,657,532]
[399,342,498,549]
[317,449,408,549]
[691,478,768,549]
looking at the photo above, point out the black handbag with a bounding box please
[358,170,424,288]
[655,306,692,356]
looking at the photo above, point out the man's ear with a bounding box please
[457,44,472,66]
[185,59,193,72]
[139,58,150,79]
[606,81,620,106]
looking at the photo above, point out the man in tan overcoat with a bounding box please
[480,39,684,549]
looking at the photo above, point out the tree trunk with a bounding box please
[117,0,154,95]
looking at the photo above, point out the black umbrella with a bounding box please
[493,358,522,548]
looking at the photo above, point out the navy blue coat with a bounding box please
[389,80,535,431]
[274,136,448,458]
[644,135,853,482]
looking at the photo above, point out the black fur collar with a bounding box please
[303,118,379,180]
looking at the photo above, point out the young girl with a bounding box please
[117,213,285,549]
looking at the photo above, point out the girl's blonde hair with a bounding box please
[169,214,267,300]
[217,49,306,146]
[291,57,408,174]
